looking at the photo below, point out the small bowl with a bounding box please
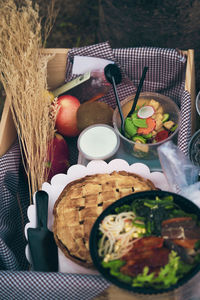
[112,92,180,160]
[77,124,120,160]
[195,91,200,116]
[89,190,200,295]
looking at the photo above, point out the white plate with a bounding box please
[24,158,169,274]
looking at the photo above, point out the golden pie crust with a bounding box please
[53,171,157,268]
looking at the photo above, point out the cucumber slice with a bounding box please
[171,124,178,132]
[132,118,147,128]
[162,113,169,123]
[143,133,153,139]
[132,136,147,143]
[124,118,137,137]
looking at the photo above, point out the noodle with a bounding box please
[98,211,145,260]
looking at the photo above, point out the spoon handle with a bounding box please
[111,76,125,134]
[127,66,148,118]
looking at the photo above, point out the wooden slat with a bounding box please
[184,49,197,133]
[93,285,178,300]
[0,94,17,157]
[41,48,69,90]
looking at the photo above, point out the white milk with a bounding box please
[78,125,119,159]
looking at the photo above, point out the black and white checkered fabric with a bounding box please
[0,270,109,300]
[0,141,29,271]
[0,42,193,299]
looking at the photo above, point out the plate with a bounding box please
[24,158,169,274]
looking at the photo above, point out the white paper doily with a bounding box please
[24,158,169,274]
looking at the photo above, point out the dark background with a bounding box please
[37,0,200,90]
[1,0,200,109]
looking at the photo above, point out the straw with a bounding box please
[127,66,148,117]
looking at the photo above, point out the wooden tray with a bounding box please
[0,48,198,299]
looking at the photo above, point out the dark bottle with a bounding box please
[52,64,121,103]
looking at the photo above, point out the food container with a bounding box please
[52,65,113,103]
[196,91,200,116]
[112,92,180,160]
[89,190,200,295]
[189,91,200,167]
[77,124,120,160]
[189,128,200,167]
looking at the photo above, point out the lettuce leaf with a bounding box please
[101,251,196,290]
[132,251,193,289]
[102,259,132,284]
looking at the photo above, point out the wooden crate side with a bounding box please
[0,95,17,157]
[41,48,69,90]
[184,49,196,133]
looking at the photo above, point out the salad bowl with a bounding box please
[112,92,180,160]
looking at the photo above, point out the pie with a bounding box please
[53,171,157,268]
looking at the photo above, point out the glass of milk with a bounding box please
[77,124,120,160]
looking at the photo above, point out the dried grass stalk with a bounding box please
[0,0,57,202]
[42,0,59,47]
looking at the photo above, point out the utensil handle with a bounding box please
[127,66,148,117]
[111,76,125,133]
[36,190,48,228]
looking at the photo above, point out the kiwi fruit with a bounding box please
[76,101,114,132]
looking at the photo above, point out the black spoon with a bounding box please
[104,64,124,134]
[127,66,148,118]
[27,190,58,272]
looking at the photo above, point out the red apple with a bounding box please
[55,95,80,137]
[45,133,70,181]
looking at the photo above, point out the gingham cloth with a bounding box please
[0,42,193,299]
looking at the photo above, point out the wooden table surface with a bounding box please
[93,271,200,300]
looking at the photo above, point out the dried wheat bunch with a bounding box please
[0,0,57,202]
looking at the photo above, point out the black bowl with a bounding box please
[89,190,200,294]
